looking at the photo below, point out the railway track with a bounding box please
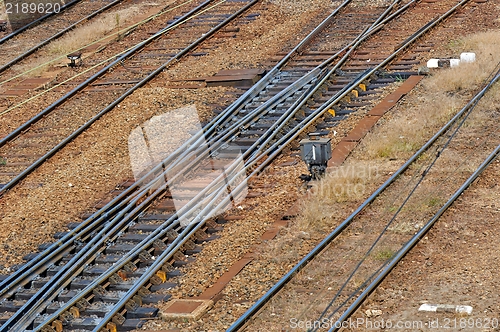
[0,0,119,70]
[0,1,404,330]
[0,0,260,193]
[0,0,491,331]
[0,0,82,41]
[228,21,500,332]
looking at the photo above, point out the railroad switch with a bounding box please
[300,132,332,180]
[67,52,82,67]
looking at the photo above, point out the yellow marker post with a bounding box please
[156,270,167,283]
[106,322,118,332]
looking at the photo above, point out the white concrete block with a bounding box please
[418,304,473,315]
[450,59,460,67]
[460,52,476,63]
[427,59,439,68]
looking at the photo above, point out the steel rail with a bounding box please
[159,0,374,175]
[227,1,471,329]
[0,0,219,299]
[0,0,125,75]
[0,0,211,151]
[331,142,500,331]
[143,0,353,169]
[3,128,241,329]
[235,0,416,166]
[0,0,82,45]
[1,1,264,326]
[1,158,188,330]
[0,0,216,196]
[190,0,353,139]
[37,154,245,330]
[92,150,255,332]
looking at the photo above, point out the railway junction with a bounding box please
[0,0,499,331]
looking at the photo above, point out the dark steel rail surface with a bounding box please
[227,1,473,330]
[0,0,82,45]
[0,0,213,195]
[0,0,125,75]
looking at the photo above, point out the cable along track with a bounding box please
[0,0,120,69]
[229,67,500,331]
[0,0,482,330]
[0,0,259,194]
[0,1,403,330]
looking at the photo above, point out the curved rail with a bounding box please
[331,143,500,331]
[227,1,474,330]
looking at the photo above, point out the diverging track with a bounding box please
[228,50,500,332]
[0,0,487,331]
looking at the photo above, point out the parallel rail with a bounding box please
[0,0,82,45]
[0,0,125,75]
[0,0,481,331]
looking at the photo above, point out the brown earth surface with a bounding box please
[137,1,500,330]
[0,0,355,272]
[0,0,499,331]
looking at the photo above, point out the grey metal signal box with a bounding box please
[299,133,332,179]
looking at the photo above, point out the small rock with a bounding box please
[298,231,310,240]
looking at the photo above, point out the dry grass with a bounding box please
[296,161,382,231]
[48,6,141,55]
[295,30,500,232]
[12,6,143,76]
[0,0,6,21]
[360,31,500,161]
[430,31,500,93]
